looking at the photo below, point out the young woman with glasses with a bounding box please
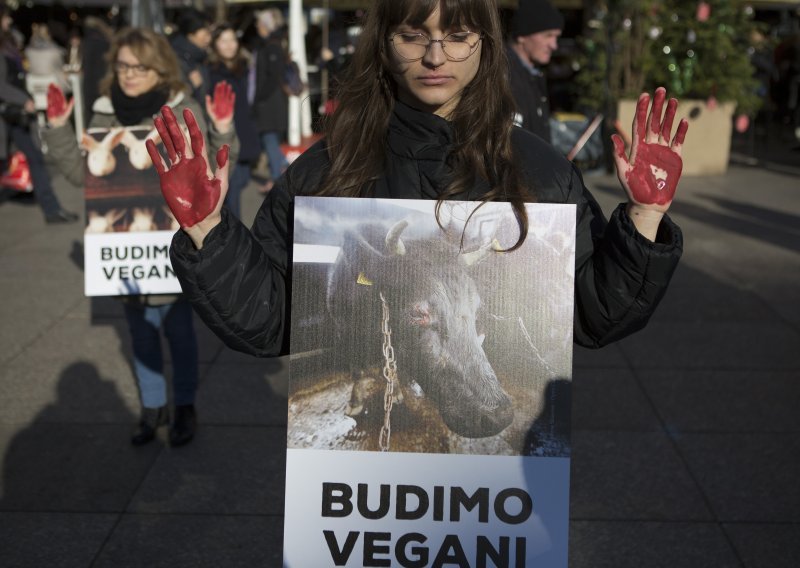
[42,27,239,447]
[150,0,688,359]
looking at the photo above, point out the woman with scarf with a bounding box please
[43,27,238,447]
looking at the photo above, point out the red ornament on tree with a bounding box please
[696,2,711,22]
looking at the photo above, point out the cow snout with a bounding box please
[439,391,514,438]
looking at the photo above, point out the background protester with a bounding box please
[170,8,212,105]
[208,22,260,219]
[0,5,77,223]
[251,8,289,193]
[80,15,114,122]
[506,0,564,142]
[42,27,238,447]
[24,22,68,92]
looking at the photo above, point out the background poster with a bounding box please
[81,126,181,296]
[285,197,576,567]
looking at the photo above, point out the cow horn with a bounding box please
[385,220,408,256]
[459,238,501,266]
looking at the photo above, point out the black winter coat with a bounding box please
[170,34,211,105]
[252,37,288,133]
[170,101,683,357]
[507,45,553,143]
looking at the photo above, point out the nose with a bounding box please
[422,39,447,67]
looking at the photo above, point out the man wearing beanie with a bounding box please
[507,0,564,143]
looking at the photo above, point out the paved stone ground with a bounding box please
[1,160,798,567]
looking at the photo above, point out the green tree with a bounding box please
[575,0,765,117]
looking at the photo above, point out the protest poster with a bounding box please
[284,197,576,567]
[81,126,181,296]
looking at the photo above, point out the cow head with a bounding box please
[327,220,513,438]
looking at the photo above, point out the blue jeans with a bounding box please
[123,299,199,409]
[260,131,288,180]
[224,162,251,220]
[10,125,63,216]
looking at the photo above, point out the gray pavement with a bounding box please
[1,162,799,567]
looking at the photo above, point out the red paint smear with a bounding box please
[46,84,67,121]
[661,99,678,140]
[159,156,221,229]
[650,88,666,135]
[216,144,229,169]
[674,119,689,145]
[635,93,650,142]
[624,142,683,206]
[210,81,234,121]
[184,108,205,157]
[152,107,220,229]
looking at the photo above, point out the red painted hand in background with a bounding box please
[147,106,229,235]
[205,81,235,132]
[611,87,689,211]
[46,83,74,127]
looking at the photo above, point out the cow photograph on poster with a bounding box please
[289,197,576,457]
[82,126,182,296]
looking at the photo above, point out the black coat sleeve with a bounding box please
[568,165,683,347]
[170,182,293,357]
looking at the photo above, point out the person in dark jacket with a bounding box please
[507,0,564,142]
[150,0,688,359]
[80,15,113,123]
[0,6,77,223]
[251,8,289,192]
[169,8,212,105]
[208,23,260,219]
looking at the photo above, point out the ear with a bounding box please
[108,128,128,149]
[80,133,97,150]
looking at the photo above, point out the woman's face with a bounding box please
[214,29,239,61]
[116,46,160,97]
[387,5,482,119]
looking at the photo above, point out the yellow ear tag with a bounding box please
[356,272,374,286]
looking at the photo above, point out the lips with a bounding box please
[418,75,452,86]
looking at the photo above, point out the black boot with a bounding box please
[169,404,197,447]
[131,406,168,446]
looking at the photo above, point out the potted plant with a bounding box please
[575,0,765,175]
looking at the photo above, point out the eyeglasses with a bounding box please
[113,61,152,76]
[389,31,482,62]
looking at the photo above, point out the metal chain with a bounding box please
[378,292,398,452]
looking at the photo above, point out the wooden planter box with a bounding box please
[618,98,736,176]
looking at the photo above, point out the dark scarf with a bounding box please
[111,82,170,126]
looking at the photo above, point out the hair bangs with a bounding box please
[384,0,491,32]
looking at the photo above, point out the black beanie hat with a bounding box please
[512,0,565,36]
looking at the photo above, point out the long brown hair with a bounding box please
[319,0,532,250]
[99,27,186,97]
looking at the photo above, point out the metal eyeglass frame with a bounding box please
[388,31,483,62]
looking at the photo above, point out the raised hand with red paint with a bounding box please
[46,83,75,128]
[611,87,689,241]
[205,81,235,134]
[146,106,230,249]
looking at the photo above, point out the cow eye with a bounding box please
[410,305,431,326]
